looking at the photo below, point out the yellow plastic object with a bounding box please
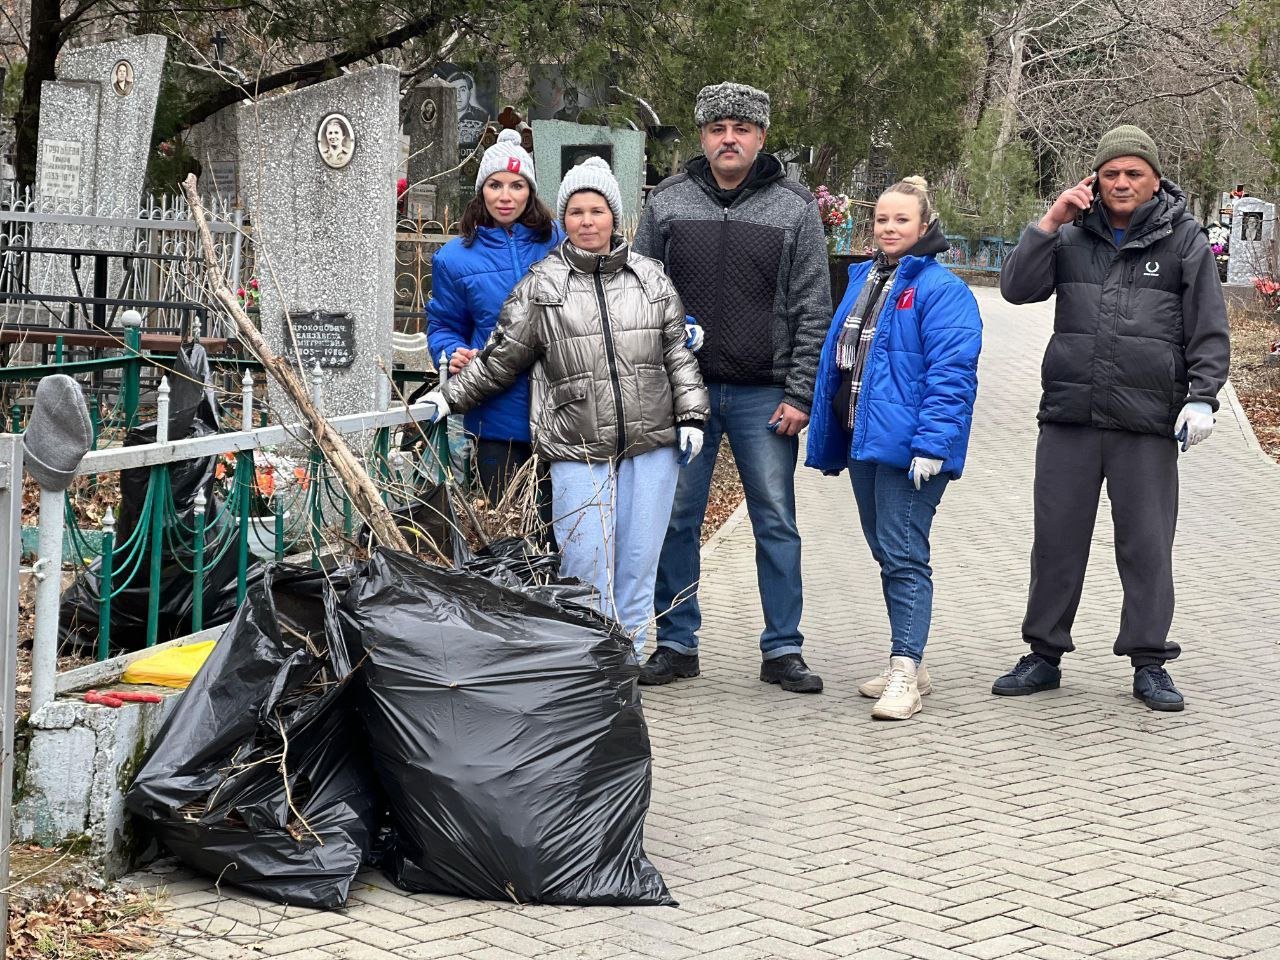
[121,641,216,689]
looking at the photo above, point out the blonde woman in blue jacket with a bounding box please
[806,177,982,721]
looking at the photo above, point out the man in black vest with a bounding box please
[992,126,1229,712]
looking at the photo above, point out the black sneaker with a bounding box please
[638,647,700,686]
[760,654,823,694]
[1133,665,1184,712]
[992,653,1062,696]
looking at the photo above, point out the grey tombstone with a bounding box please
[1227,197,1277,285]
[531,120,646,231]
[405,77,459,222]
[238,65,399,421]
[31,35,167,303]
[186,105,242,207]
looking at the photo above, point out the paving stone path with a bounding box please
[135,286,1280,959]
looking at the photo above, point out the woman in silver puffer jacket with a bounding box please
[428,158,710,656]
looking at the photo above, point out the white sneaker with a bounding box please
[859,660,932,698]
[871,657,923,720]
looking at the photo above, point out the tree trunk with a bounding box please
[993,30,1025,167]
[14,0,64,190]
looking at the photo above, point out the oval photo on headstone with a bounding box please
[421,99,437,125]
[112,59,135,98]
[317,113,356,170]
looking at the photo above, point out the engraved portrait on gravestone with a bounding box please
[112,60,135,97]
[317,113,356,169]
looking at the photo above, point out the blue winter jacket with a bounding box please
[806,237,982,478]
[426,222,563,442]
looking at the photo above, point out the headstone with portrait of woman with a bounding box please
[237,65,400,421]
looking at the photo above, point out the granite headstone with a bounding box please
[404,77,459,221]
[31,35,167,304]
[531,120,646,231]
[1226,197,1277,285]
[238,65,399,421]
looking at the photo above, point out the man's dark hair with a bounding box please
[458,188,556,246]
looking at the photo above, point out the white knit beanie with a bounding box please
[557,157,623,225]
[474,129,536,191]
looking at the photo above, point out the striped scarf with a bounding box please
[835,256,897,430]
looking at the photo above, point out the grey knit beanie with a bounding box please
[1092,125,1161,177]
[557,157,624,225]
[694,82,770,130]
[474,129,537,191]
[23,374,93,492]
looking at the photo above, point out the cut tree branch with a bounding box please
[179,174,412,555]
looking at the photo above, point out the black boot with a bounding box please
[992,653,1061,696]
[760,654,823,694]
[1133,665,1184,712]
[639,647,700,686]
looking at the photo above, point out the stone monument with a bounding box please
[1227,197,1277,286]
[238,65,399,421]
[186,105,242,207]
[404,77,459,222]
[31,35,167,300]
[531,120,646,231]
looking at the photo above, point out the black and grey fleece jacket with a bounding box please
[633,154,832,414]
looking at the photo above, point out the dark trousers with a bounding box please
[1022,423,1180,668]
[474,438,554,538]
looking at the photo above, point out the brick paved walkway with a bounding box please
[135,287,1280,959]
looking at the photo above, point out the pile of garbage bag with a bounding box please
[125,565,380,909]
[127,541,672,909]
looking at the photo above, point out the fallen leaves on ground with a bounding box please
[5,860,160,960]
[701,447,745,545]
[1229,306,1280,463]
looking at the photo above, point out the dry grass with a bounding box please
[1228,305,1280,463]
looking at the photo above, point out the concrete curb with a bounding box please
[1222,378,1278,470]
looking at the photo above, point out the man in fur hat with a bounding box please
[634,81,831,693]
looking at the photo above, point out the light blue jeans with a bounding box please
[654,383,803,660]
[550,446,680,656]
[848,459,950,663]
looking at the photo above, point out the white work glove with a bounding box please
[678,426,704,467]
[908,456,943,491]
[423,390,450,424]
[1174,401,1214,451]
[684,317,704,352]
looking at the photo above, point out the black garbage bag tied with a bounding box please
[339,548,674,907]
[125,565,380,909]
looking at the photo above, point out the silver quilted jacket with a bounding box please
[441,239,710,463]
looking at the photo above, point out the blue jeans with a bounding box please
[550,447,679,656]
[848,459,950,663]
[654,383,803,660]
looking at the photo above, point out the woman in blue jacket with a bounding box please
[806,176,982,721]
[427,129,563,506]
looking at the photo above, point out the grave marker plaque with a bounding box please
[286,310,356,369]
[37,139,83,200]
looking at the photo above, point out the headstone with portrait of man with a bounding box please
[30,34,167,303]
[1226,196,1277,285]
[404,77,460,221]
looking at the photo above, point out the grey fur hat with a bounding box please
[694,82,770,130]
[557,157,624,226]
[23,374,93,492]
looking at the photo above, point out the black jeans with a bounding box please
[1022,423,1180,667]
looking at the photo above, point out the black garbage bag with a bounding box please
[339,548,674,906]
[60,344,261,651]
[125,565,380,909]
